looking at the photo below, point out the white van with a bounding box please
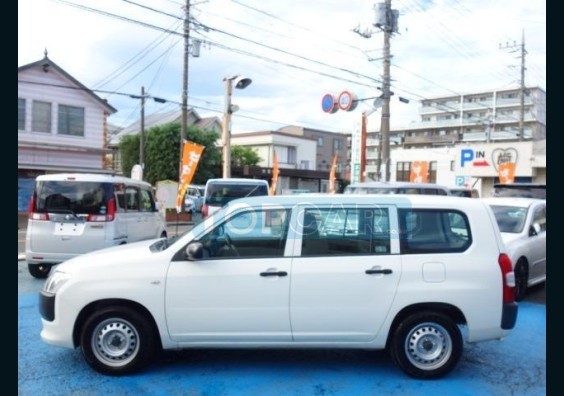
[201,178,269,218]
[39,194,517,379]
[344,181,451,196]
[25,173,166,278]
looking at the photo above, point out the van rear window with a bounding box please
[205,183,269,206]
[34,181,113,215]
[398,209,471,254]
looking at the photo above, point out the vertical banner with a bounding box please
[270,150,279,195]
[410,161,429,183]
[176,140,205,213]
[498,162,516,184]
[328,154,338,194]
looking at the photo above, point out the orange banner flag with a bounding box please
[270,151,279,195]
[410,161,429,183]
[498,162,516,184]
[176,141,204,213]
[328,154,338,194]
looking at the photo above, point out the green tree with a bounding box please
[141,122,222,186]
[118,134,140,178]
[231,145,261,167]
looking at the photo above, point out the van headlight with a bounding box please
[43,271,71,294]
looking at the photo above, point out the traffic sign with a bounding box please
[338,91,358,111]
[321,94,338,113]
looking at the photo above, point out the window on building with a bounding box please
[396,161,411,182]
[18,98,26,131]
[58,105,85,136]
[317,137,324,147]
[288,146,297,164]
[32,100,52,133]
[428,161,437,183]
[333,139,342,150]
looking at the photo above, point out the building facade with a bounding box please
[18,54,117,213]
[229,130,342,193]
[363,87,546,195]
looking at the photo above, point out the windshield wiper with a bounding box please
[244,185,260,197]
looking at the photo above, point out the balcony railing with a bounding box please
[404,134,460,145]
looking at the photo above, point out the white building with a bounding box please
[228,130,340,193]
[364,86,546,195]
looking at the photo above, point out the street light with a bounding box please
[222,75,252,178]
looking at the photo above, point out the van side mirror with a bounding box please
[529,223,541,237]
[186,242,204,260]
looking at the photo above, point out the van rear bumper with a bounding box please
[26,239,123,264]
[26,251,78,265]
[501,302,518,330]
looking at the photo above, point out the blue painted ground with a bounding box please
[18,293,545,395]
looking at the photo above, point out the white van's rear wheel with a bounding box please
[28,263,51,279]
[390,311,462,379]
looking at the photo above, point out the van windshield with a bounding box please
[34,181,113,215]
[205,183,269,206]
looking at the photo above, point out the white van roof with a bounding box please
[35,173,152,187]
[205,178,269,185]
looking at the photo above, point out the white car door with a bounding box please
[165,207,293,343]
[289,205,402,342]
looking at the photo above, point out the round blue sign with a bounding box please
[321,94,337,114]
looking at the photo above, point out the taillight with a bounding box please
[87,198,116,222]
[498,253,515,303]
[201,204,208,218]
[28,194,49,221]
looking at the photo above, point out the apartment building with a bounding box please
[364,87,546,195]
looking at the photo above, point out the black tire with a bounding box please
[514,260,529,302]
[80,306,157,375]
[389,311,463,379]
[28,263,52,279]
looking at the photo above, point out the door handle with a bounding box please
[365,269,393,275]
[260,271,288,277]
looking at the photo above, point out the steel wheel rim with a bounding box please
[91,317,140,367]
[404,322,452,371]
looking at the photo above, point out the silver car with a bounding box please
[483,197,546,301]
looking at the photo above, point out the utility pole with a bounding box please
[139,86,145,169]
[360,112,367,182]
[179,0,191,177]
[380,0,393,181]
[519,30,526,141]
[500,30,527,141]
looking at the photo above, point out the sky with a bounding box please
[18,0,546,135]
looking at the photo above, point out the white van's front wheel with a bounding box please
[28,263,51,279]
[80,306,157,375]
[390,311,462,379]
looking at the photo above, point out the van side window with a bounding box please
[301,207,391,256]
[140,189,155,212]
[197,208,291,259]
[114,184,126,212]
[125,186,140,211]
[399,209,471,254]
